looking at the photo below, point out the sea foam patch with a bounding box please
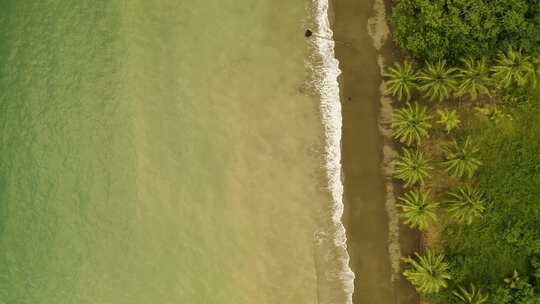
[309,0,355,303]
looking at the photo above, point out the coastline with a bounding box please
[309,1,355,303]
[331,0,420,303]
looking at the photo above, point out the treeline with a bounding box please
[390,0,540,62]
[385,0,540,303]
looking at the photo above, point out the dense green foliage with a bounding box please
[389,1,540,301]
[387,54,540,303]
[442,99,540,302]
[390,0,540,61]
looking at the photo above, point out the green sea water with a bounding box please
[0,1,351,303]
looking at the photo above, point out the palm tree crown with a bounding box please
[393,149,433,187]
[442,137,482,179]
[392,103,432,146]
[436,108,460,133]
[504,270,526,289]
[491,48,536,89]
[445,185,486,225]
[418,60,458,102]
[398,189,438,230]
[456,57,491,100]
[384,61,418,101]
[452,284,488,304]
[403,250,451,294]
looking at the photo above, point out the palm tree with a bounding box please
[504,270,525,289]
[403,250,451,294]
[397,189,438,230]
[452,284,488,304]
[392,103,432,146]
[384,61,418,101]
[491,48,535,89]
[474,104,508,122]
[436,108,460,133]
[418,60,458,102]
[456,57,491,100]
[442,137,482,179]
[445,185,486,225]
[393,149,433,187]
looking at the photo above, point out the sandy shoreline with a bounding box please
[331,0,420,303]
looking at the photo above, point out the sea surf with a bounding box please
[0,1,353,303]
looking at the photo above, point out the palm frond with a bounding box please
[403,250,451,294]
[392,103,432,145]
[491,47,535,89]
[384,61,418,101]
[436,108,460,133]
[445,185,486,225]
[418,60,458,102]
[397,189,438,230]
[442,137,482,179]
[393,149,433,187]
[452,284,488,304]
[456,57,491,100]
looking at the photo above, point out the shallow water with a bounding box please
[0,1,351,303]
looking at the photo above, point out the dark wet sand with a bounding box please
[332,0,420,303]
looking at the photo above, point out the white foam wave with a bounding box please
[311,0,355,302]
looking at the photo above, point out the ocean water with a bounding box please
[0,1,352,303]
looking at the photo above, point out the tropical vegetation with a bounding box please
[436,108,460,134]
[443,102,540,304]
[418,61,457,102]
[456,58,491,100]
[389,0,540,61]
[442,137,482,179]
[391,102,431,146]
[386,0,540,301]
[491,48,536,89]
[452,284,489,304]
[397,189,438,230]
[445,185,486,225]
[393,148,432,187]
[402,250,451,294]
[384,61,417,101]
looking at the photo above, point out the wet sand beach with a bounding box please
[332,0,420,303]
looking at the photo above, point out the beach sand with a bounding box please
[332,0,420,303]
